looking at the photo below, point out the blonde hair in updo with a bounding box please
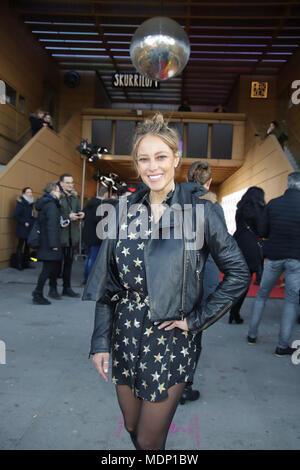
[132,113,181,171]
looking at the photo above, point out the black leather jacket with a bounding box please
[82,182,250,355]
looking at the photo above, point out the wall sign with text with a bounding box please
[112,73,160,89]
[250,81,268,99]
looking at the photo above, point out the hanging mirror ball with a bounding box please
[130,16,190,81]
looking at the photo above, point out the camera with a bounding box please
[76,139,109,163]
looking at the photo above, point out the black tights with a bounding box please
[116,383,186,450]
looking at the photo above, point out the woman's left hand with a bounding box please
[155,319,188,331]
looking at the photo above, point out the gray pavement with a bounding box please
[0,260,299,450]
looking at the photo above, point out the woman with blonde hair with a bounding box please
[83,113,250,450]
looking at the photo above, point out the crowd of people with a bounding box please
[12,112,300,451]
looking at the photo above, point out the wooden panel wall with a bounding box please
[237,75,277,137]
[218,134,294,204]
[0,0,60,164]
[0,113,96,269]
[58,71,96,130]
[277,48,300,166]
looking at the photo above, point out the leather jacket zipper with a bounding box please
[200,300,232,331]
[180,228,187,320]
[196,252,201,280]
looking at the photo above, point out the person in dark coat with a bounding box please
[183,160,227,405]
[13,187,35,270]
[82,186,108,286]
[32,182,63,305]
[230,186,266,323]
[29,109,46,136]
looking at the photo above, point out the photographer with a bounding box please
[49,173,84,299]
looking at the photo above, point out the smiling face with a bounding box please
[136,135,179,198]
[60,175,74,194]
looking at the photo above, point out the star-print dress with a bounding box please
[111,195,199,402]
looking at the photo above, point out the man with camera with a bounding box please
[49,173,84,299]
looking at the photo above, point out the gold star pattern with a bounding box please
[144,327,153,338]
[139,362,147,372]
[128,232,137,240]
[112,209,199,403]
[122,368,130,378]
[130,352,136,361]
[151,371,160,382]
[157,335,167,346]
[133,257,143,268]
[180,347,189,358]
[121,246,130,257]
[122,264,130,274]
[134,274,143,284]
[154,352,163,363]
[158,383,166,394]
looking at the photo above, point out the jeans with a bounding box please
[84,245,100,282]
[248,258,300,349]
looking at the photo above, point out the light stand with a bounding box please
[75,140,109,260]
[77,154,87,260]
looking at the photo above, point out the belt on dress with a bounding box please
[111,289,150,307]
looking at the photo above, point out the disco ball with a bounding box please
[130,16,190,81]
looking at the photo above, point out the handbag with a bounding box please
[245,224,264,261]
[27,218,41,248]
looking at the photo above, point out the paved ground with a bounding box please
[0,260,299,451]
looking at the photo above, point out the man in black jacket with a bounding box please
[247,171,300,357]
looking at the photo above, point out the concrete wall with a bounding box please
[0,113,96,269]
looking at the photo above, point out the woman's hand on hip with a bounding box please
[93,352,110,382]
[154,319,188,331]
